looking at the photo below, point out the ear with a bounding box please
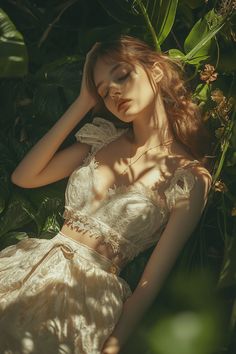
[151,62,163,83]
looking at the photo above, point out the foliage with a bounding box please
[0,0,236,353]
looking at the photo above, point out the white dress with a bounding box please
[0,117,200,354]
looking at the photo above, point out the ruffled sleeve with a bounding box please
[164,160,200,211]
[74,117,128,156]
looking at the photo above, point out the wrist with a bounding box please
[77,93,96,112]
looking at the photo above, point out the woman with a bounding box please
[0,35,213,354]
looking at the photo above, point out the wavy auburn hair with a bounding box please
[86,35,214,168]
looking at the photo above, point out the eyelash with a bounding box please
[103,72,131,99]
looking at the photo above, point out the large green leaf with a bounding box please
[183,9,224,64]
[151,0,179,45]
[0,192,36,237]
[97,1,178,50]
[0,8,28,77]
[132,0,178,49]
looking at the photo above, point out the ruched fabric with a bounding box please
[0,232,132,354]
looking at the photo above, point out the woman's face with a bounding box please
[93,56,157,122]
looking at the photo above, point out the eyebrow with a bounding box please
[95,63,123,90]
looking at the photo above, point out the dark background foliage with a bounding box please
[0,0,235,353]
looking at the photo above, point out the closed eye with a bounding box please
[102,72,131,99]
[117,72,130,82]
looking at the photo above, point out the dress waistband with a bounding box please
[55,231,121,276]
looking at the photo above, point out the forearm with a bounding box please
[111,241,177,348]
[111,284,159,349]
[11,95,92,181]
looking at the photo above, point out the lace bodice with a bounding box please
[63,117,200,264]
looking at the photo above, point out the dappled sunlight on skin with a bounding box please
[140,280,148,288]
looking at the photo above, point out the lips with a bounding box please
[117,99,131,112]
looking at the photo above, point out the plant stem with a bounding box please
[136,0,161,52]
[212,109,236,185]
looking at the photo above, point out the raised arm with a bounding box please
[11,45,98,188]
[102,166,212,354]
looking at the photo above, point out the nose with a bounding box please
[109,85,121,100]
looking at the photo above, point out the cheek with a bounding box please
[132,81,155,108]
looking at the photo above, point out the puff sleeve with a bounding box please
[164,161,200,211]
[74,117,127,156]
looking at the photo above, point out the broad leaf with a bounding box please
[97,1,178,49]
[0,192,36,237]
[184,10,224,64]
[132,0,178,49]
[192,83,211,102]
[153,0,179,45]
[168,48,185,59]
[0,8,28,77]
[23,184,64,235]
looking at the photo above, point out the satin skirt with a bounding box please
[0,231,132,354]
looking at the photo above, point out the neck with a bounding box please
[127,93,175,149]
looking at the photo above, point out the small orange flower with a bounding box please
[200,64,218,84]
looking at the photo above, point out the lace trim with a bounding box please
[75,117,129,164]
[62,207,140,260]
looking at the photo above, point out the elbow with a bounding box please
[11,170,33,188]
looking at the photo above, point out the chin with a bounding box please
[116,112,139,123]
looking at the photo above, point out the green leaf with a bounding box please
[0,192,36,237]
[35,197,63,235]
[168,48,185,59]
[0,8,28,77]
[132,0,178,49]
[192,83,211,102]
[97,1,178,50]
[154,0,179,45]
[23,184,64,235]
[183,10,224,64]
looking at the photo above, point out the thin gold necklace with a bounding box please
[121,139,174,175]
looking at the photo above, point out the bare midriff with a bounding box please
[60,223,126,268]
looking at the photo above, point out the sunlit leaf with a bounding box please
[168,48,185,59]
[184,10,224,64]
[193,83,211,102]
[0,8,28,77]
[131,0,178,49]
[153,0,179,45]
